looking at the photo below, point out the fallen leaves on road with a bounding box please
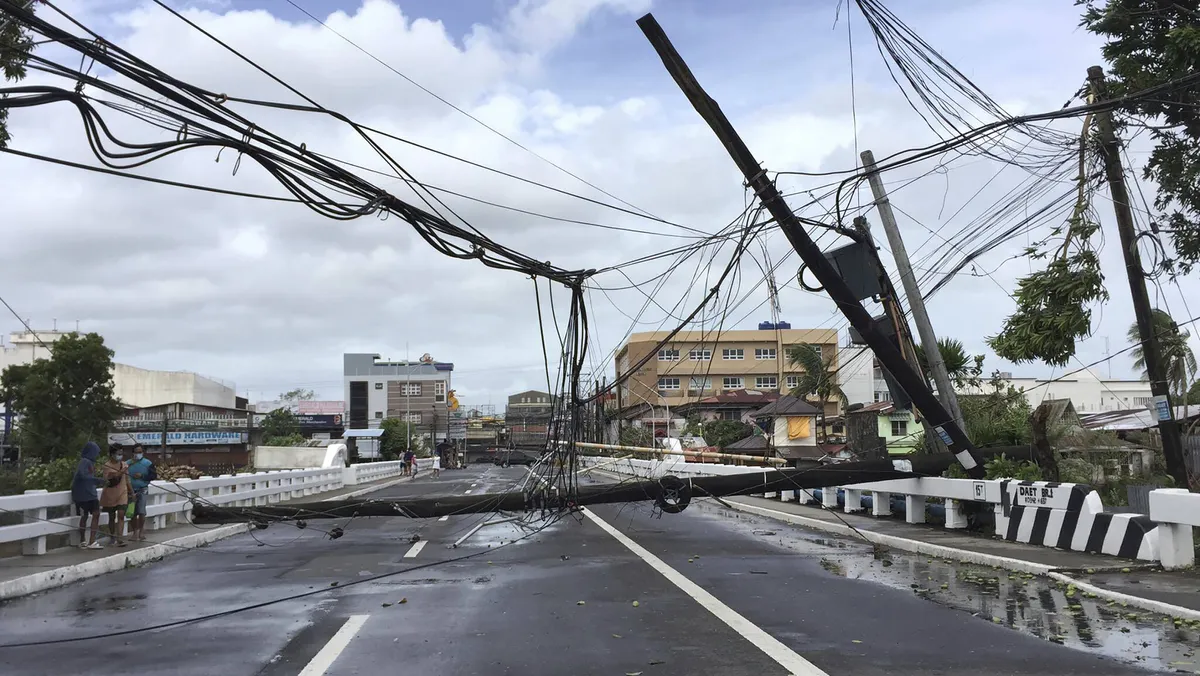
[577,601,586,605]
[851,640,862,644]
[632,601,640,607]
[612,634,622,639]
[626,672,642,675]
[381,602,392,608]
[648,660,665,665]
[398,597,408,604]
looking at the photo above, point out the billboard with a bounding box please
[109,431,247,446]
[298,401,344,415]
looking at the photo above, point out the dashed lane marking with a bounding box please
[403,540,428,558]
[297,614,370,676]
[581,508,828,676]
[464,490,472,495]
[438,515,449,522]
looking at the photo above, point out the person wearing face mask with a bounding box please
[100,443,133,547]
[126,444,156,542]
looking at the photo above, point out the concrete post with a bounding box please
[872,491,892,517]
[905,495,926,524]
[1158,523,1195,570]
[844,488,863,513]
[945,499,968,529]
[780,489,796,502]
[22,490,48,556]
[822,487,839,509]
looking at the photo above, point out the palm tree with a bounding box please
[786,343,848,443]
[1127,309,1198,403]
[914,338,984,390]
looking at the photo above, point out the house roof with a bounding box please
[1079,406,1200,431]
[683,389,780,408]
[847,401,896,415]
[752,395,820,417]
[724,434,769,453]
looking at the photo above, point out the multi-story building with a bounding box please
[343,353,454,437]
[613,325,839,434]
[960,366,1153,414]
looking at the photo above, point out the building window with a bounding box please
[755,376,777,390]
[374,411,384,419]
[875,391,892,403]
[722,348,744,360]
[722,376,743,390]
[785,375,800,391]
[689,349,712,361]
[720,410,740,421]
[1134,396,1153,406]
[658,377,681,391]
[404,412,422,423]
[688,377,712,393]
[755,348,776,360]
[374,382,383,390]
[891,420,908,437]
[812,345,823,357]
[434,381,446,402]
[401,382,421,396]
[658,348,680,362]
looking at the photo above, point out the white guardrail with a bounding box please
[579,456,1194,566]
[0,461,406,556]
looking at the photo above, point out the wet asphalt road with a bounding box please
[0,464,1193,675]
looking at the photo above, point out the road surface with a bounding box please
[0,465,1186,675]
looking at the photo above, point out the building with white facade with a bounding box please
[1,330,237,409]
[962,366,1153,414]
[343,353,454,436]
[837,344,876,405]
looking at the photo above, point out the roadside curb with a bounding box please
[0,523,249,601]
[1046,571,1200,622]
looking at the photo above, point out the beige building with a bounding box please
[613,328,840,433]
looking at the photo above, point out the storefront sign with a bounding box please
[108,431,247,446]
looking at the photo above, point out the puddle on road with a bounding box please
[698,502,1200,672]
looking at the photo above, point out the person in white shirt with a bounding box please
[431,452,441,478]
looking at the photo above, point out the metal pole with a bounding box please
[860,150,966,433]
[635,12,985,478]
[1087,65,1187,488]
[405,342,411,454]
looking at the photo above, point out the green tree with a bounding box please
[1126,308,1197,401]
[279,388,316,402]
[958,372,1034,448]
[379,417,419,461]
[0,1,35,148]
[261,408,300,445]
[1079,0,1200,274]
[0,332,122,461]
[1188,380,1200,406]
[700,419,755,449]
[786,343,847,442]
[619,425,654,449]
[915,338,984,389]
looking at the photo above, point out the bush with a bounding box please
[1058,457,1102,485]
[943,453,1042,481]
[23,457,79,492]
[158,465,201,482]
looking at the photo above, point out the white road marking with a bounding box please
[464,489,472,495]
[438,515,449,522]
[297,614,370,676]
[403,540,428,558]
[581,508,828,676]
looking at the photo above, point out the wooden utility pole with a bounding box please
[635,12,986,478]
[860,150,967,436]
[1088,66,1188,488]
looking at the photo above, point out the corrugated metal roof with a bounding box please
[752,395,820,417]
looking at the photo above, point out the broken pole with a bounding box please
[634,12,986,478]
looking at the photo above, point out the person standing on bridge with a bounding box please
[126,445,155,542]
[431,448,441,478]
[99,443,133,547]
[71,441,105,550]
[403,449,416,478]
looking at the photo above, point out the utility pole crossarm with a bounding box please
[859,150,967,434]
[635,12,986,479]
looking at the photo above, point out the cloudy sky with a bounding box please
[2,0,1197,407]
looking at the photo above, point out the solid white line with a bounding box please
[404,540,428,558]
[581,508,827,676]
[438,515,449,522]
[297,614,370,676]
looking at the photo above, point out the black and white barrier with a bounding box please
[994,480,1158,561]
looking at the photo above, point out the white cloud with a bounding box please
[1,0,1196,409]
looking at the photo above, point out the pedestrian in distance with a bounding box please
[403,449,416,479]
[99,443,133,547]
[126,444,156,542]
[431,450,441,478]
[71,441,105,550]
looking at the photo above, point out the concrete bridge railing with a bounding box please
[1,461,407,556]
[578,455,1172,564]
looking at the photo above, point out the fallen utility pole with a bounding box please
[1087,66,1188,488]
[860,150,967,436]
[634,13,986,479]
[192,447,1031,525]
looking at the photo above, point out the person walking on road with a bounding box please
[99,443,133,547]
[403,449,416,479]
[431,451,441,478]
[71,441,105,550]
[126,445,156,542]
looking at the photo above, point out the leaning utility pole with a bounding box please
[635,13,986,478]
[860,150,967,435]
[1087,65,1188,488]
